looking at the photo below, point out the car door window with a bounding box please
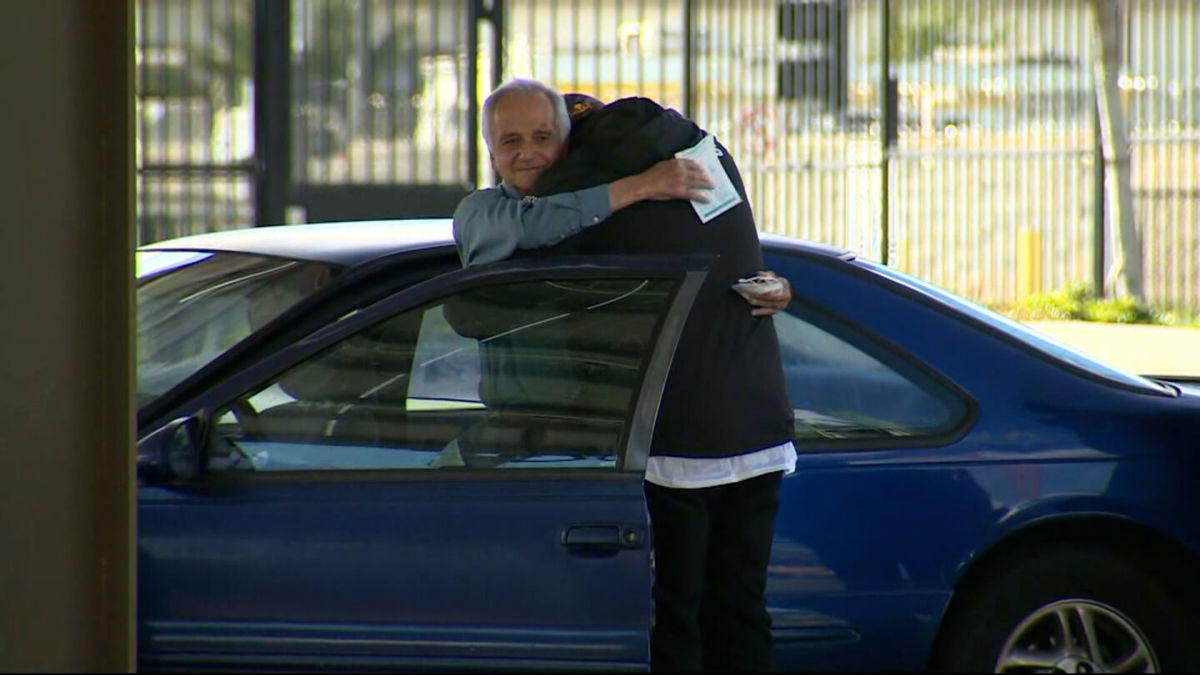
[207,276,677,472]
[775,305,968,448]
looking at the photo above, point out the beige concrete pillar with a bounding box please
[0,0,135,670]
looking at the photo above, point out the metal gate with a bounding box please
[135,0,257,243]
[136,0,1199,313]
[283,0,495,223]
[135,0,494,240]
[491,0,1199,312]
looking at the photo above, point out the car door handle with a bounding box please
[561,524,644,550]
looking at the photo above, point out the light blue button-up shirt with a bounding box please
[452,182,612,267]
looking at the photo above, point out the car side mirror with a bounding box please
[137,415,207,482]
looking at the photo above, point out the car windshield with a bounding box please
[864,260,1172,395]
[136,250,339,404]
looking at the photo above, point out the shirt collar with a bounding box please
[498,181,521,199]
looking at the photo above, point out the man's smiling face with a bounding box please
[489,92,566,195]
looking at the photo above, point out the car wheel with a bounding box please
[934,543,1200,673]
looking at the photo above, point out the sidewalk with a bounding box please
[1025,320,1200,377]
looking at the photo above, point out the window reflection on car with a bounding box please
[774,306,967,446]
[135,251,337,402]
[207,277,674,473]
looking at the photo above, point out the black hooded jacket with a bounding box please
[520,97,794,458]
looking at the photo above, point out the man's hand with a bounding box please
[609,158,714,212]
[746,270,792,316]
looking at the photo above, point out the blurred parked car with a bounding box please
[136,219,1200,672]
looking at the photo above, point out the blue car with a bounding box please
[136,219,1200,672]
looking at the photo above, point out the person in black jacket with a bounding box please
[453,79,796,672]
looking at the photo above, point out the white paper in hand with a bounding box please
[674,133,743,224]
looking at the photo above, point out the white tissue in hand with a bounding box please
[731,275,783,299]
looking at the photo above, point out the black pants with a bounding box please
[643,470,783,673]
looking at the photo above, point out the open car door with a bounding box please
[137,256,708,672]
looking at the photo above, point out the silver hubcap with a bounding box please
[995,599,1159,673]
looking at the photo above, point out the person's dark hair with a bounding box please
[482,79,570,153]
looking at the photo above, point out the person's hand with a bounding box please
[609,158,713,211]
[746,270,792,316]
[639,158,714,201]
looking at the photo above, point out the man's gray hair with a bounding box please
[481,79,570,153]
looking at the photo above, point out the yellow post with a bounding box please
[1017,227,1044,299]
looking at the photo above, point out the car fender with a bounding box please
[950,492,1185,589]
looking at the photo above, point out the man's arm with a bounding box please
[453,159,714,267]
[453,184,612,267]
[608,158,713,211]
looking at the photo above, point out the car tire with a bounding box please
[934,542,1200,673]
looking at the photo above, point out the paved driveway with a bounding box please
[1026,320,1200,377]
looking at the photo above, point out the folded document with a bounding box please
[674,133,743,224]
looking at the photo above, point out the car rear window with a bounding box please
[865,260,1172,395]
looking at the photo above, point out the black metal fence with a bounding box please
[136,0,256,242]
[136,0,1199,313]
[287,0,479,222]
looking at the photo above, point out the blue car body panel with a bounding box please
[135,223,1200,672]
[758,246,1200,671]
[139,475,651,671]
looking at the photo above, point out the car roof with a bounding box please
[139,219,458,267]
[139,218,857,267]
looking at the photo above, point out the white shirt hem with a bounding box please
[643,441,797,489]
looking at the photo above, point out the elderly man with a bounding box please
[453,79,796,672]
[457,83,736,271]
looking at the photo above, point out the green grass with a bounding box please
[992,284,1200,327]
